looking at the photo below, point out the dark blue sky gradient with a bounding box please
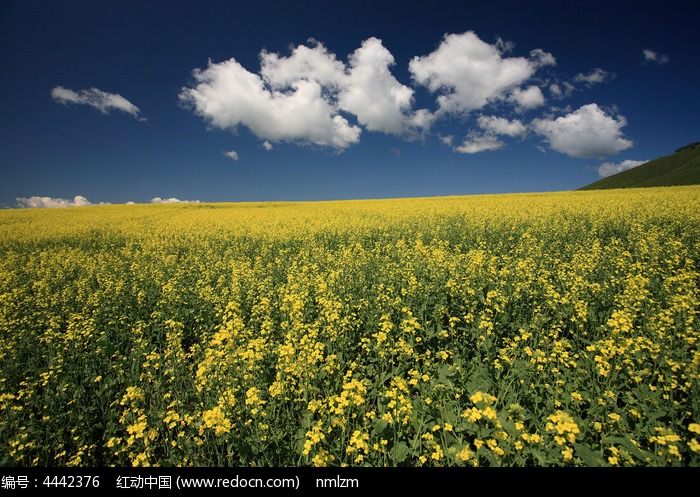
[1,0,698,206]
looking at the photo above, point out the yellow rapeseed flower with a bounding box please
[201,406,232,436]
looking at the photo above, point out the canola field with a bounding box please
[1,186,699,467]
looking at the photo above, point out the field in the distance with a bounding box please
[1,186,699,467]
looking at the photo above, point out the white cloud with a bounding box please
[447,115,524,155]
[455,132,504,154]
[15,195,206,207]
[529,48,557,68]
[51,86,144,120]
[495,37,516,54]
[224,150,239,161]
[549,81,575,99]
[643,49,669,64]
[439,134,454,147]
[16,195,94,208]
[508,85,545,110]
[150,197,199,204]
[409,31,555,115]
[597,159,647,177]
[573,68,613,86]
[179,34,634,159]
[548,69,611,102]
[477,115,527,137]
[179,56,361,150]
[260,39,345,89]
[180,38,434,150]
[339,37,433,136]
[532,104,633,159]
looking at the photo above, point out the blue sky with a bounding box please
[1,0,698,207]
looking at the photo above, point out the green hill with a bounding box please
[580,142,700,190]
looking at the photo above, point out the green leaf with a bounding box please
[465,363,492,394]
[575,444,604,466]
[294,428,307,452]
[437,364,454,381]
[372,418,388,435]
[392,441,410,463]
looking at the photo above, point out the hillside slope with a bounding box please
[580,142,700,190]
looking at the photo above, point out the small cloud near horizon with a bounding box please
[16,195,99,208]
[597,159,647,177]
[150,197,200,204]
[14,195,203,207]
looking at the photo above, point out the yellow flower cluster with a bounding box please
[382,377,414,426]
[545,411,580,461]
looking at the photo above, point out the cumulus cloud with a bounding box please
[508,85,545,110]
[51,86,145,120]
[180,38,434,150]
[179,55,360,150]
[16,195,95,208]
[339,37,433,136]
[477,115,527,137]
[643,49,669,64]
[597,159,647,177]
[260,39,345,89]
[150,197,199,204]
[180,33,635,159]
[224,150,239,161]
[408,31,555,115]
[532,103,633,159]
[573,68,613,86]
[455,132,504,154]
